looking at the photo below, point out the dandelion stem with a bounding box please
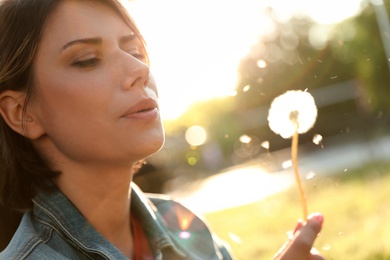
[291,129,308,221]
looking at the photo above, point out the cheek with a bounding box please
[34,84,74,117]
[33,79,100,128]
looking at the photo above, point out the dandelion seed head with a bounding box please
[289,110,299,124]
[268,90,318,139]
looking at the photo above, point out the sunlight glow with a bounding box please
[126,0,276,119]
[126,0,364,120]
[168,165,295,213]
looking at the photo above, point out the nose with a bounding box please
[120,54,150,90]
[128,72,150,89]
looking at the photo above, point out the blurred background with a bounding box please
[127,0,390,259]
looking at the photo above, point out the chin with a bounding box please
[140,130,165,158]
[149,135,165,155]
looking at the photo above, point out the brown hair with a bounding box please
[0,0,147,211]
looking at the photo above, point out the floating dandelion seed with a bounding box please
[312,134,323,146]
[243,85,251,92]
[268,90,318,221]
[261,140,270,150]
[282,160,292,169]
[305,171,316,180]
[228,233,242,245]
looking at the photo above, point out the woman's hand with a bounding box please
[274,213,325,260]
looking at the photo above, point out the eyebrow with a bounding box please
[61,37,102,52]
[61,34,137,52]
[119,33,137,44]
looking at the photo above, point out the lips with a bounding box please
[122,98,159,119]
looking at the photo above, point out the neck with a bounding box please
[54,165,136,258]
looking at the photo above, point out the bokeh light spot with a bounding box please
[239,134,252,144]
[185,125,207,146]
[187,157,197,166]
[256,59,267,68]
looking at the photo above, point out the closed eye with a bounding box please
[131,53,146,61]
[125,46,147,63]
[72,58,100,68]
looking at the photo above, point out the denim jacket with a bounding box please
[0,183,233,260]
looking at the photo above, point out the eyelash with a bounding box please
[72,58,100,68]
[131,53,146,61]
[71,50,146,69]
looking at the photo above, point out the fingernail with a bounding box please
[309,212,324,226]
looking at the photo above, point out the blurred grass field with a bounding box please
[203,162,390,260]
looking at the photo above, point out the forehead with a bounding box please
[41,0,133,46]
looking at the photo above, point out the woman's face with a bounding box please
[31,0,164,168]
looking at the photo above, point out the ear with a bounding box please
[0,90,45,139]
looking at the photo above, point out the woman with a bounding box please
[0,0,324,259]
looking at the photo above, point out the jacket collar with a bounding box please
[32,184,186,259]
[130,183,186,257]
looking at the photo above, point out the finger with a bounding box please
[288,213,324,257]
[290,213,324,256]
[273,218,308,259]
